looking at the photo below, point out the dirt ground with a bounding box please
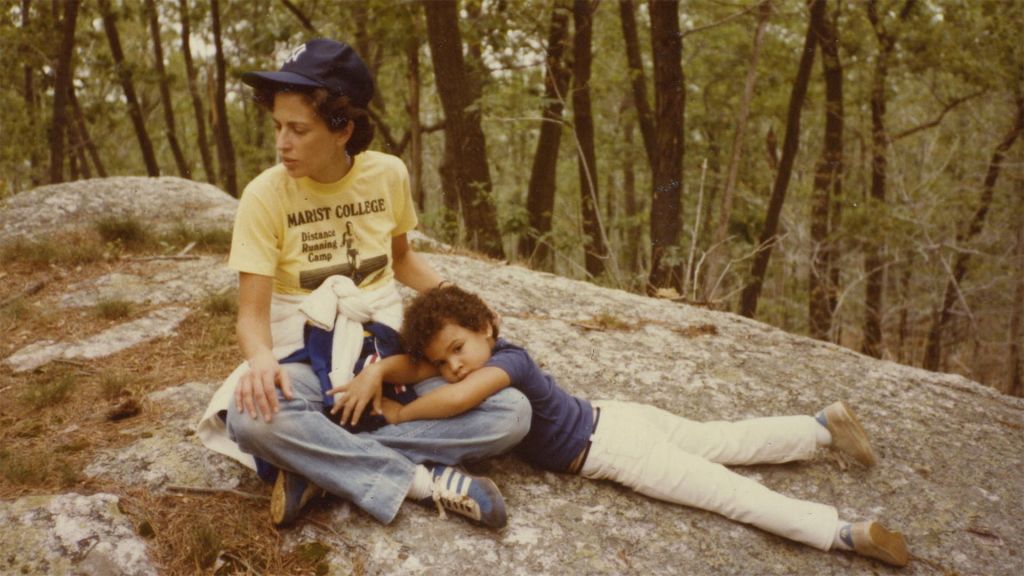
[0,238,330,575]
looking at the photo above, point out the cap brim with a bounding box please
[241,70,324,90]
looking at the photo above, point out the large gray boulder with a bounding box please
[2,177,1021,575]
[0,176,235,242]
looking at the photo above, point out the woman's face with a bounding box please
[272,92,351,183]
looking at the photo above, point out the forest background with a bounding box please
[1,0,1021,396]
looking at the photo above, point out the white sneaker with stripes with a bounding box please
[423,465,507,529]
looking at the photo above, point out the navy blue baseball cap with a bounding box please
[242,39,374,107]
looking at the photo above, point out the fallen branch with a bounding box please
[54,359,99,374]
[165,484,269,501]
[177,241,197,256]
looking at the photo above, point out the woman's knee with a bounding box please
[225,396,297,453]
[226,399,266,450]
[479,387,531,447]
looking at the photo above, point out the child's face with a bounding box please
[424,321,494,383]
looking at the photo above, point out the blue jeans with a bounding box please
[227,362,531,523]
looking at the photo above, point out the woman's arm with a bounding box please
[235,272,292,421]
[391,233,444,294]
[386,367,512,424]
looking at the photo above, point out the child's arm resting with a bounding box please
[391,366,511,423]
[329,354,438,425]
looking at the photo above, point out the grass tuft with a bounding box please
[202,290,237,317]
[0,446,77,487]
[1,297,31,322]
[163,223,233,253]
[0,449,46,485]
[100,371,143,400]
[187,524,222,569]
[19,370,77,410]
[95,215,153,250]
[94,298,136,320]
[0,235,106,266]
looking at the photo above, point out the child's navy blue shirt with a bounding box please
[486,339,594,472]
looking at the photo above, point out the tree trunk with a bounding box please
[48,0,79,184]
[519,1,572,268]
[144,0,189,178]
[98,0,159,177]
[1008,150,1024,396]
[280,0,316,32]
[808,0,844,340]
[211,0,238,196]
[621,100,642,276]
[67,101,89,179]
[647,0,685,292]
[705,0,772,302]
[739,0,822,318]
[861,36,890,357]
[68,84,107,178]
[573,0,607,278]
[922,94,1023,371]
[423,0,504,259]
[407,32,424,212]
[23,0,42,186]
[896,255,913,363]
[618,0,655,167]
[861,0,916,357]
[179,0,216,185]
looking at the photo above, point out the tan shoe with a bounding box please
[848,521,909,567]
[270,469,322,526]
[820,401,877,466]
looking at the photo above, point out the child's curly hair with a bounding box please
[401,285,499,362]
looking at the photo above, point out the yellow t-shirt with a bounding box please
[229,151,417,295]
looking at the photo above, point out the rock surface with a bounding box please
[6,307,192,373]
[2,177,1023,575]
[0,493,157,576]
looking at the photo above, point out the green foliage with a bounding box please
[0,0,1018,387]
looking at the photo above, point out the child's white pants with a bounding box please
[580,400,838,550]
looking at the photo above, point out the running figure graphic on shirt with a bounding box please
[299,221,388,289]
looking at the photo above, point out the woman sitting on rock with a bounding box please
[198,39,528,529]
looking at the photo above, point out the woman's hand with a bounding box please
[235,351,293,422]
[329,363,384,426]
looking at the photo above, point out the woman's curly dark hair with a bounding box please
[401,285,499,362]
[253,86,375,156]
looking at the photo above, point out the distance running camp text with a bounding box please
[286,198,386,263]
